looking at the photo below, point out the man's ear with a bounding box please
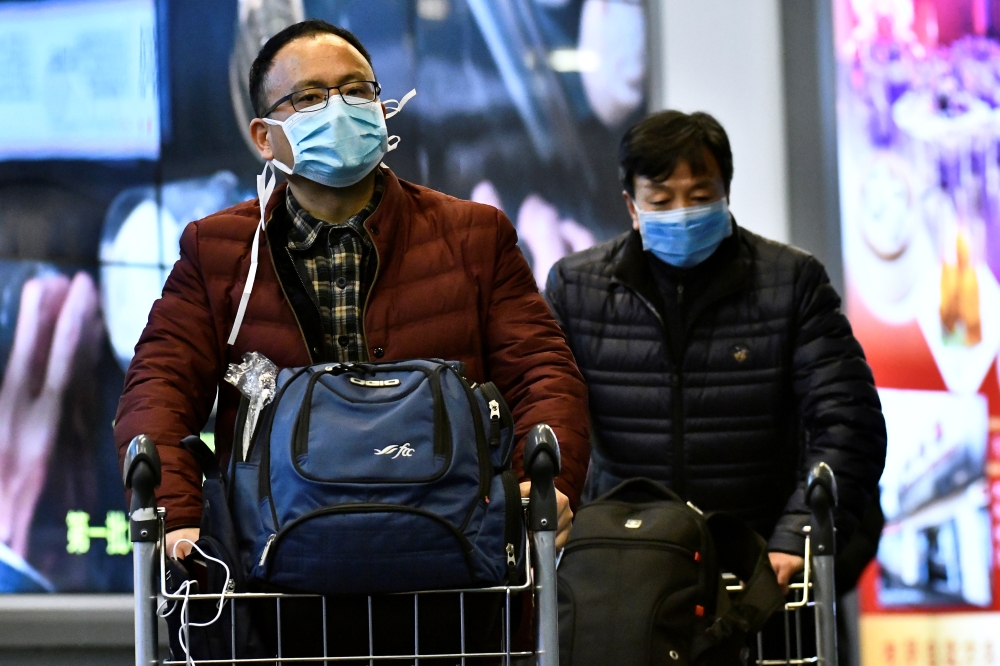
[250,118,274,161]
[623,191,640,231]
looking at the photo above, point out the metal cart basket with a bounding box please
[127,429,840,666]
[744,462,840,666]
[125,426,562,666]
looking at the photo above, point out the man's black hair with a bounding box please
[618,110,733,198]
[249,20,374,118]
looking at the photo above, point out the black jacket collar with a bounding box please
[611,220,751,330]
[610,227,666,320]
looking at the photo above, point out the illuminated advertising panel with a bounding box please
[834,0,1000,660]
[0,0,160,160]
[0,0,645,592]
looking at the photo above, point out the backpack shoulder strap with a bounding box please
[182,435,220,479]
[592,477,685,504]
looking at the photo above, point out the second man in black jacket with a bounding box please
[545,110,886,589]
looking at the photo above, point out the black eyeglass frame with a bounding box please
[261,80,382,118]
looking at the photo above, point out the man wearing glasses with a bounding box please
[114,18,587,614]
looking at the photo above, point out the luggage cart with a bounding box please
[733,462,840,666]
[124,426,563,666]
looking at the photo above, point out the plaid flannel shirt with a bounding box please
[285,171,383,362]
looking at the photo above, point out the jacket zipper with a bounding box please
[672,372,686,497]
[616,281,687,498]
[673,283,686,497]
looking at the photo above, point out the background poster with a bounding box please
[834,0,1000,661]
[0,0,646,592]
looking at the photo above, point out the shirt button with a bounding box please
[373,347,385,359]
[339,335,350,347]
[370,226,380,236]
[336,277,347,289]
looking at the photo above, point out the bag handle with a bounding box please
[594,477,686,505]
[703,513,785,642]
[181,435,220,480]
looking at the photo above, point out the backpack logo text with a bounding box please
[350,377,401,387]
[374,443,415,459]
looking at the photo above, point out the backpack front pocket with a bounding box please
[291,367,451,483]
[256,504,476,595]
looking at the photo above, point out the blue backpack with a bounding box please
[230,359,524,595]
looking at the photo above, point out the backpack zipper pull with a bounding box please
[506,542,517,579]
[259,534,276,567]
[489,399,501,447]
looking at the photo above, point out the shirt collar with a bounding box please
[285,169,384,251]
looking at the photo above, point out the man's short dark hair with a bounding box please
[248,20,374,118]
[618,110,733,197]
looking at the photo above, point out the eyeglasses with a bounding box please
[262,80,381,117]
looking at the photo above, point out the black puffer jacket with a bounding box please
[545,225,886,554]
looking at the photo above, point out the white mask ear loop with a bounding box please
[384,88,416,119]
[382,89,415,158]
[227,162,277,345]
[261,118,294,175]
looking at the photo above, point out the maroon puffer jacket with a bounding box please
[114,169,590,531]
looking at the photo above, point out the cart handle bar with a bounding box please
[524,424,561,532]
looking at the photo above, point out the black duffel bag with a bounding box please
[557,478,785,666]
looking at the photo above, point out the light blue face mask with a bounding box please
[264,89,415,188]
[635,198,732,269]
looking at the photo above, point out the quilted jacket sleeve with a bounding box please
[114,222,222,531]
[484,210,590,511]
[543,262,569,331]
[768,256,887,556]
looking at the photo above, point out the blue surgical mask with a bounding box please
[263,89,415,188]
[635,198,732,268]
